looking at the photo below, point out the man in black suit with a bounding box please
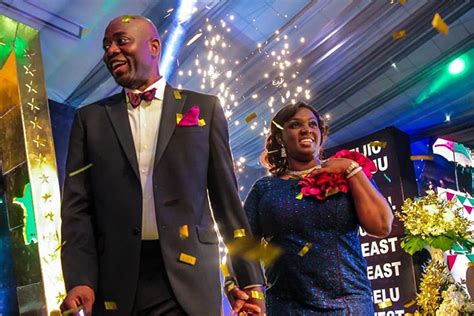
[60,15,265,315]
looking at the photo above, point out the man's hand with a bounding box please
[228,286,265,315]
[60,285,95,316]
[242,286,266,316]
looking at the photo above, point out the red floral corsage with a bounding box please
[298,150,376,201]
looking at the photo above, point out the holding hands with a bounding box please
[228,285,266,316]
[60,285,94,316]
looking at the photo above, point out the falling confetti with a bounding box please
[378,299,393,309]
[298,242,312,257]
[383,173,392,183]
[179,225,189,239]
[245,112,257,123]
[220,263,230,277]
[250,290,264,300]
[403,299,416,308]
[121,16,134,23]
[179,253,197,265]
[226,237,283,266]
[410,155,434,161]
[233,228,246,238]
[432,13,449,36]
[369,141,387,148]
[392,30,407,40]
[104,301,118,310]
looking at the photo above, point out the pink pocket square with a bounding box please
[176,105,206,127]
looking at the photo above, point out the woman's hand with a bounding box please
[309,158,353,176]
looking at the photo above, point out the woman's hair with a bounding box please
[260,101,329,176]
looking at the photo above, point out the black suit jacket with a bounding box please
[61,85,265,315]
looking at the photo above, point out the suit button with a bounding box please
[133,227,140,235]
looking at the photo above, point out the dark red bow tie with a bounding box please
[127,88,157,108]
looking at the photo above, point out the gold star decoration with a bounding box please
[23,64,36,77]
[45,211,54,221]
[30,117,43,129]
[25,81,38,94]
[33,135,46,148]
[56,292,66,304]
[42,192,52,202]
[34,152,47,166]
[28,98,40,111]
[39,174,49,183]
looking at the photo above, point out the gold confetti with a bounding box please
[69,163,93,177]
[272,120,284,130]
[104,301,118,310]
[226,237,283,266]
[392,30,407,40]
[298,242,312,257]
[467,262,474,267]
[378,299,392,309]
[179,253,196,265]
[403,299,416,308]
[176,113,183,124]
[410,155,434,161]
[296,192,303,200]
[325,188,339,197]
[369,141,387,148]
[121,16,134,23]
[179,225,189,239]
[234,228,246,238]
[173,90,182,100]
[198,118,206,126]
[399,0,406,4]
[250,290,264,300]
[432,13,449,36]
[220,263,230,277]
[225,282,236,293]
[245,112,257,123]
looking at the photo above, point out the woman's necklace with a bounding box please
[285,165,321,178]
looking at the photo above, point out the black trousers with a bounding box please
[133,241,187,316]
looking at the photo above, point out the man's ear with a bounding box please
[150,38,161,57]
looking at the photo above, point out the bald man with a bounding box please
[60,16,265,315]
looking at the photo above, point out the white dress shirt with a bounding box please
[125,77,166,240]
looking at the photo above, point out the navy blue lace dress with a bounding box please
[244,176,373,315]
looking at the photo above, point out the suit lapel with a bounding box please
[154,84,187,169]
[105,91,140,180]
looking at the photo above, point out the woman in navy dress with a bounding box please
[244,102,393,315]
